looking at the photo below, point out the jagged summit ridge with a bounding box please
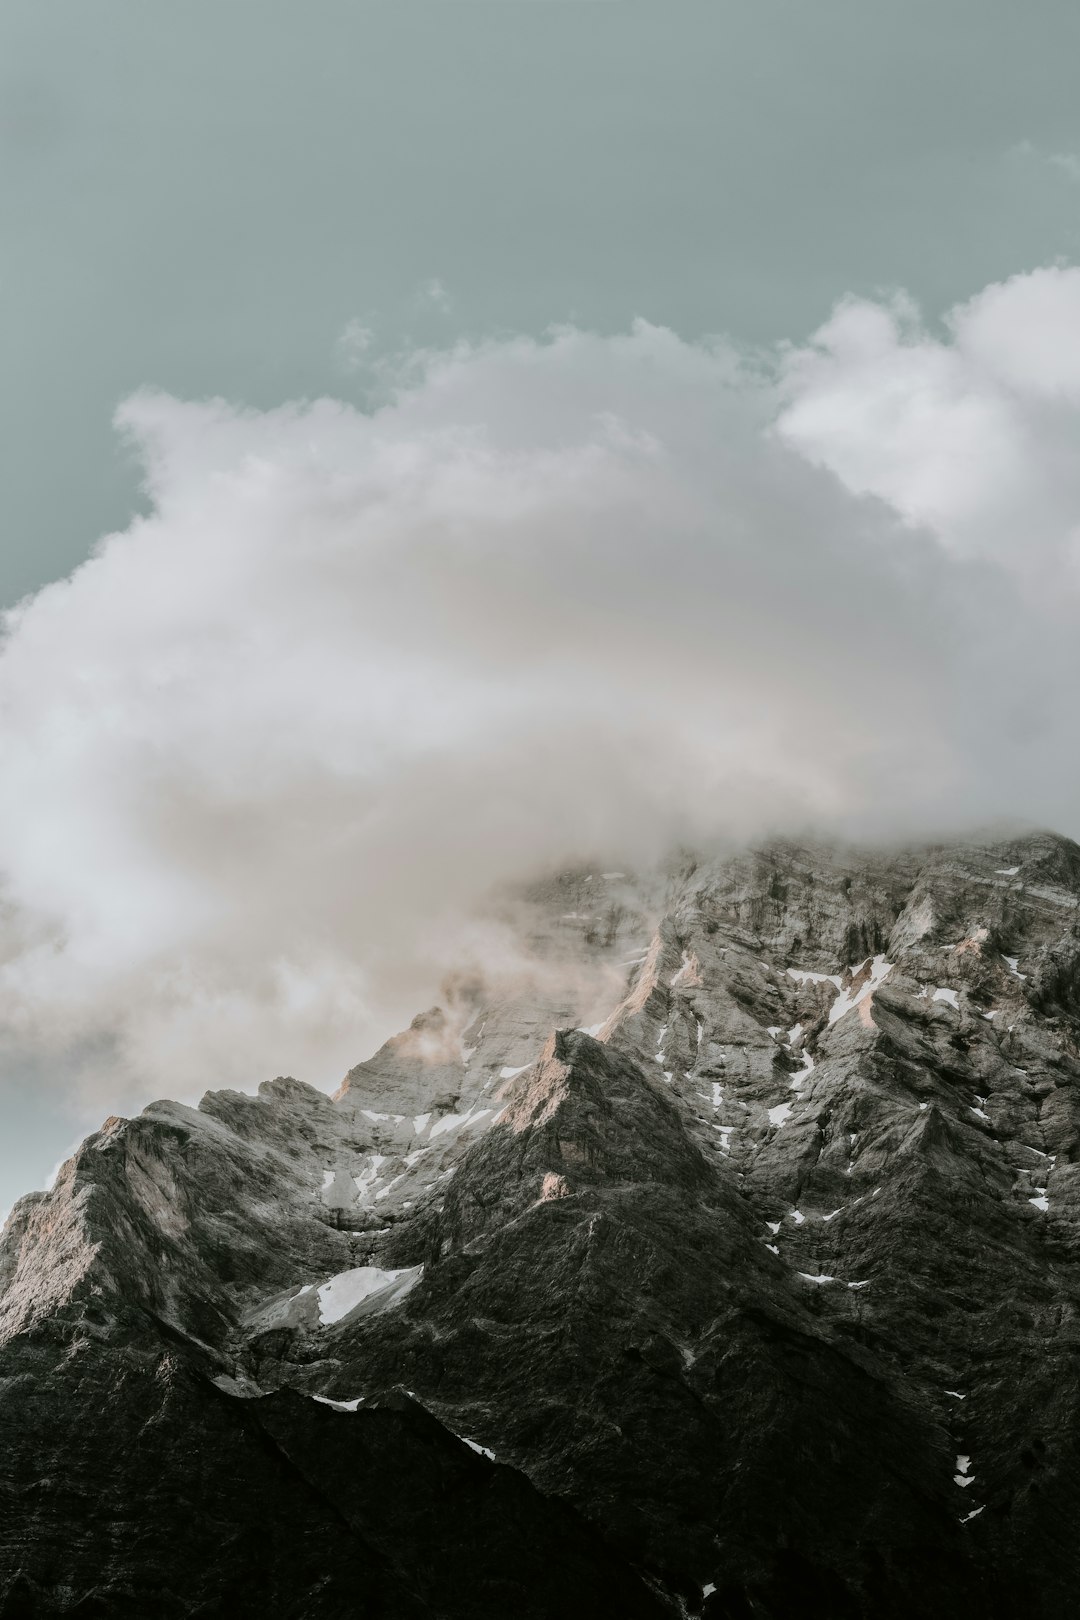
[2,830,1080,1615]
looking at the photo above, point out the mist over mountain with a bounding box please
[4,270,1080,1150]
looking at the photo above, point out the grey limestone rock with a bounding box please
[4,832,1080,1615]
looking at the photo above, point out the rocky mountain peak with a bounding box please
[2,828,1080,1615]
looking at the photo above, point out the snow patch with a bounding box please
[428,1111,469,1139]
[316,1265,423,1326]
[353,1154,387,1196]
[932,988,959,1009]
[996,866,1020,876]
[828,954,893,1024]
[429,1108,493,1140]
[670,951,698,987]
[788,1049,814,1089]
[768,1102,793,1128]
[786,959,841,984]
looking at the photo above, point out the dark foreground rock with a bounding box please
[3,831,1080,1615]
[0,1335,663,1617]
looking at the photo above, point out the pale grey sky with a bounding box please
[3,0,1080,607]
[3,0,1080,1214]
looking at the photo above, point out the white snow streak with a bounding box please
[788,1050,815,1089]
[828,955,893,1024]
[787,968,842,989]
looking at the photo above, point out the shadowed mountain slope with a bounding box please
[4,833,1080,1615]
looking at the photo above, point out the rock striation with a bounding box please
[3,834,1080,1615]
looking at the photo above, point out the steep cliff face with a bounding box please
[3,833,1080,1616]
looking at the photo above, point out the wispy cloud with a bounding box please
[422,277,452,311]
[1010,138,1080,183]
[1048,150,1080,182]
[336,316,376,372]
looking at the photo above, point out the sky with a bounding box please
[3,0,1080,1213]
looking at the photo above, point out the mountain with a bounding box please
[3,830,1080,1617]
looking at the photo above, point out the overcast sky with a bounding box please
[3,0,1080,1214]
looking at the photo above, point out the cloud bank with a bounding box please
[2,267,1080,1111]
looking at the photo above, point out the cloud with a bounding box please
[1049,152,1080,183]
[2,272,1080,1117]
[1011,139,1080,185]
[336,317,376,372]
[422,277,452,311]
[776,267,1080,574]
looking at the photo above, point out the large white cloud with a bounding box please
[776,266,1080,578]
[1,279,1079,1116]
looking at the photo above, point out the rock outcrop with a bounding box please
[3,833,1080,1615]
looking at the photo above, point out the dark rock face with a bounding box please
[4,833,1080,1615]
